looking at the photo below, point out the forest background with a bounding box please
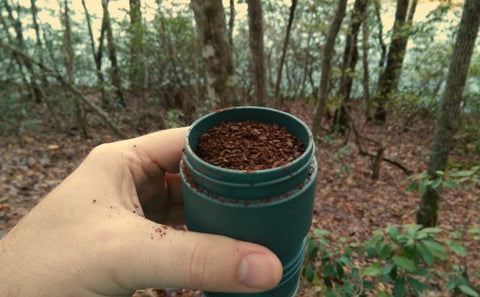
[1,0,480,296]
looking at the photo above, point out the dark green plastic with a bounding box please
[180,106,317,297]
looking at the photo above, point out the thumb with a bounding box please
[99,216,283,294]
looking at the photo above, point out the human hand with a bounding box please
[0,127,282,296]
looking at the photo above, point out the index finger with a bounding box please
[124,127,188,174]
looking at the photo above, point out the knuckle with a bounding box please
[188,241,210,289]
[87,143,115,160]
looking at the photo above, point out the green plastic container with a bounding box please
[180,106,317,297]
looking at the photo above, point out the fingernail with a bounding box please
[239,253,282,289]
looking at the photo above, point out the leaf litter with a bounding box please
[0,101,478,296]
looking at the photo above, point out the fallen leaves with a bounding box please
[0,101,479,297]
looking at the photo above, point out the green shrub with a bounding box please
[303,225,479,297]
[407,165,480,195]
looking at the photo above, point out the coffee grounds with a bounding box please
[196,120,304,170]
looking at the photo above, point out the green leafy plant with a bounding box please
[407,165,480,194]
[303,225,480,297]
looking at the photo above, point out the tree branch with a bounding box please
[347,108,413,176]
[0,41,127,139]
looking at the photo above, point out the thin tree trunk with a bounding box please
[362,6,372,121]
[274,0,298,107]
[62,0,88,138]
[228,0,235,49]
[4,0,44,103]
[29,0,59,124]
[0,8,31,102]
[247,0,267,106]
[372,0,413,122]
[82,0,107,102]
[102,0,125,108]
[373,0,387,71]
[416,0,480,227]
[129,0,145,91]
[331,0,368,134]
[407,0,418,23]
[159,15,184,89]
[191,0,238,109]
[30,0,49,88]
[298,31,313,99]
[312,0,348,137]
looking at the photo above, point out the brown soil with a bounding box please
[196,120,304,170]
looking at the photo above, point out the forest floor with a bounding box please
[0,100,479,297]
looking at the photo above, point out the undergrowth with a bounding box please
[303,224,480,297]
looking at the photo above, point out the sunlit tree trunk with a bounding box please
[331,0,368,134]
[274,0,297,107]
[102,0,125,108]
[247,0,267,106]
[416,0,480,227]
[311,0,348,137]
[372,0,417,122]
[129,0,145,92]
[191,0,238,109]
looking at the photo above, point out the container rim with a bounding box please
[185,106,314,176]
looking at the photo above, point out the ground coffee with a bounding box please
[196,120,305,170]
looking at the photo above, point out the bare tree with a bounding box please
[228,0,235,49]
[372,0,417,122]
[247,0,267,106]
[191,0,237,109]
[82,0,107,103]
[3,0,44,103]
[311,0,348,137]
[129,0,145,91]
[362,6,371,120]
[30,0,49,89]
[62,0,87,138]
[101,0,125,108]
[331,0,368,134]
[373,0,387,71]
[274,0,298,107]
[416,0,480,227]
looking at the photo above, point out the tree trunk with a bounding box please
[416,0,480,227]
[102,0,125,108]
[82,0,107,103]
[30,0,49,88]
[30,0,59,123]
[191,0,238,109]
[228,0,235,49]
[373,0,387,71]
[331,0,368,134]
[274,0,298,107]
[311,0,348,137]
[247,0,267,106]
[372,0,415,122]
[4,0,44,103]
[62,0,88,138]
[129,0,145,92]
[362,8,372,121]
